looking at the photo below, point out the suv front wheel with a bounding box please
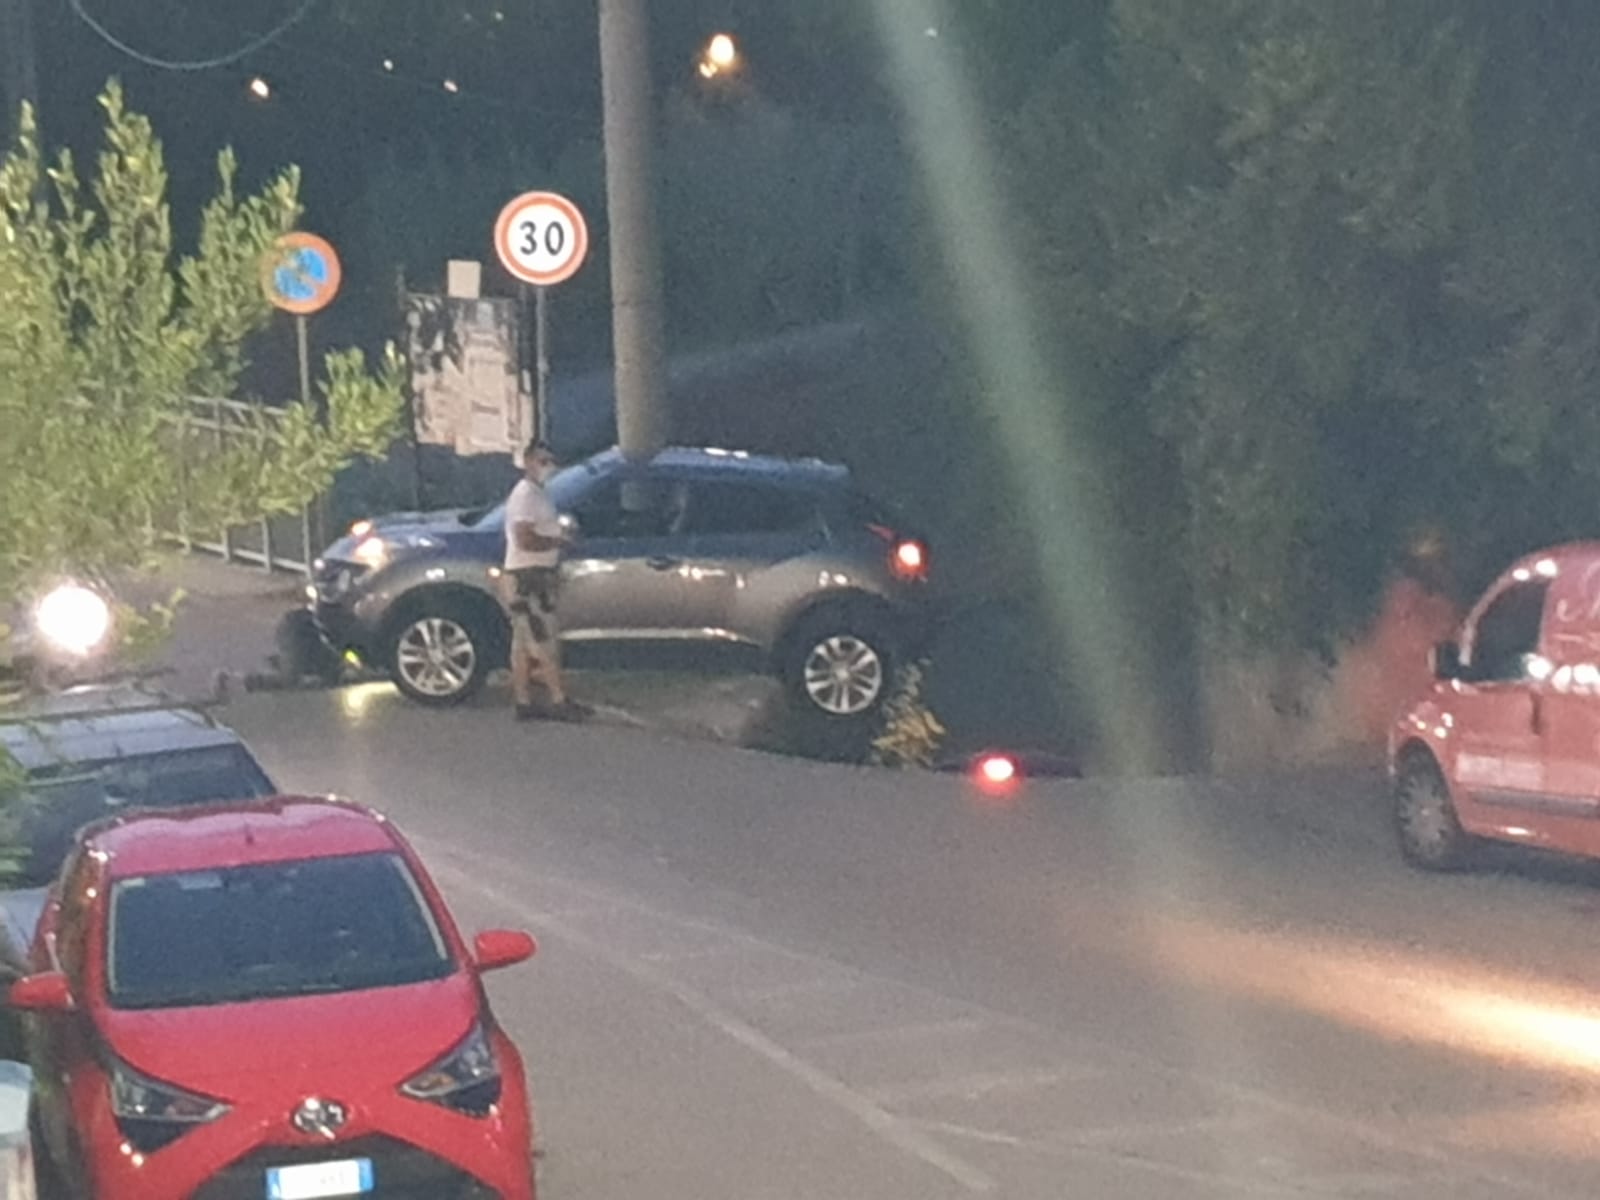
[781,605,898,723]
[386,598,501,707]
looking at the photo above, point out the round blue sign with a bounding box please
[263,233,343,315]
[275,247,330,303]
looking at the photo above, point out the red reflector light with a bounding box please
[970,754,1024,803]
[978,754,1017,786]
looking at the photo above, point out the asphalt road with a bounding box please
[226,683,1600,1199]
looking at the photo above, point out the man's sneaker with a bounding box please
[515,699,592,723]
[545,699,594,723]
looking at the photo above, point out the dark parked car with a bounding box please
[0,684,278,1058]
[310,447,934,724]
[0,684,278,889]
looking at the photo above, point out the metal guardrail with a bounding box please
[0,1061,36,1200]
[166,398,324,578]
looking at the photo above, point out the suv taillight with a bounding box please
[892,539,928,581]
[870,524,929,582]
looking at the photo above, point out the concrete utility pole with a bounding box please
[1,0,40,141]
[598,0,669,461]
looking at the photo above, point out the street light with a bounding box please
[707,33,738,70]
[247,76,272,101]
[34,584,112,659]
[698,32,741,80]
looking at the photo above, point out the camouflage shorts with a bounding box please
[505,568,561,663]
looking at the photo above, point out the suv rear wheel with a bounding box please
[387,598,501,707]
[781,605,897,723]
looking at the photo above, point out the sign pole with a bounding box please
[535,285,551,443]
[296,315,315,416]
[295,313,321,561]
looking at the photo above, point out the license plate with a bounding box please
[265,1158,374,1200]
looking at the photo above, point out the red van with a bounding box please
[1391,542,1600,869]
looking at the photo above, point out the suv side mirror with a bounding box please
[1433,640,1464,682]
[8,972,73,1013]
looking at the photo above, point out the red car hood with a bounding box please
[94,973,479,1100]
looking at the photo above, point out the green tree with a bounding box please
[1009,1,1488,654]
[984,0,1600,761]
[0,82,403,608]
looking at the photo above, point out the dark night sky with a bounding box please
[27,1,1090,230]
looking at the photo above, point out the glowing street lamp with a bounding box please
[697,32,741,80]
[247,76,273,102]
[34,584,113,659]
[707,33,739,70]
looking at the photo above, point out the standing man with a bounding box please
[503,440,585,721]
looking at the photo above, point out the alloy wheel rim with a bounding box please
[396,618,477,697]
[803,635,885,716]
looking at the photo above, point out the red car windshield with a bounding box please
[105,852,453,1010]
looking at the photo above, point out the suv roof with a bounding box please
[85,797,398,878]
[0,685,239,774]
[589,445,851,488]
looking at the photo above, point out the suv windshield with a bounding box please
[471,462,595,529]
[107,852,453,1010]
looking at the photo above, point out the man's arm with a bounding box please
[513,522,565,553]
[513,493,570,553]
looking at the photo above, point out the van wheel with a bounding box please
[1395,757,1474,871]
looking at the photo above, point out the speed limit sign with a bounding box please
[494,191,590,288]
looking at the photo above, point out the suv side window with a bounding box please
[570,478,687,540]
[682,482,818,537]
[1468,580,1550,683]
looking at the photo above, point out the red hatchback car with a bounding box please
[8,797,537,1200]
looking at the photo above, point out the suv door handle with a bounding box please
[646,556,679,571]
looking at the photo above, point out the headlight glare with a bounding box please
[351,536,389,569]
[34,584,113,657]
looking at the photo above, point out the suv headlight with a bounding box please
[110,1056,229,1152]
[400,1020,501,1116]
[351,536,390,569]
[351,533,442,571]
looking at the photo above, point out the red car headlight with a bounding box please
[109,1056,229,1153]
[400,1021,501,1116]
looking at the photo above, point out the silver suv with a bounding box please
[310,448,934,723]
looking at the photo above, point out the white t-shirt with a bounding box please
[504,479,563,571]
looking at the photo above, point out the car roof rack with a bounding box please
[0,672,224,729]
